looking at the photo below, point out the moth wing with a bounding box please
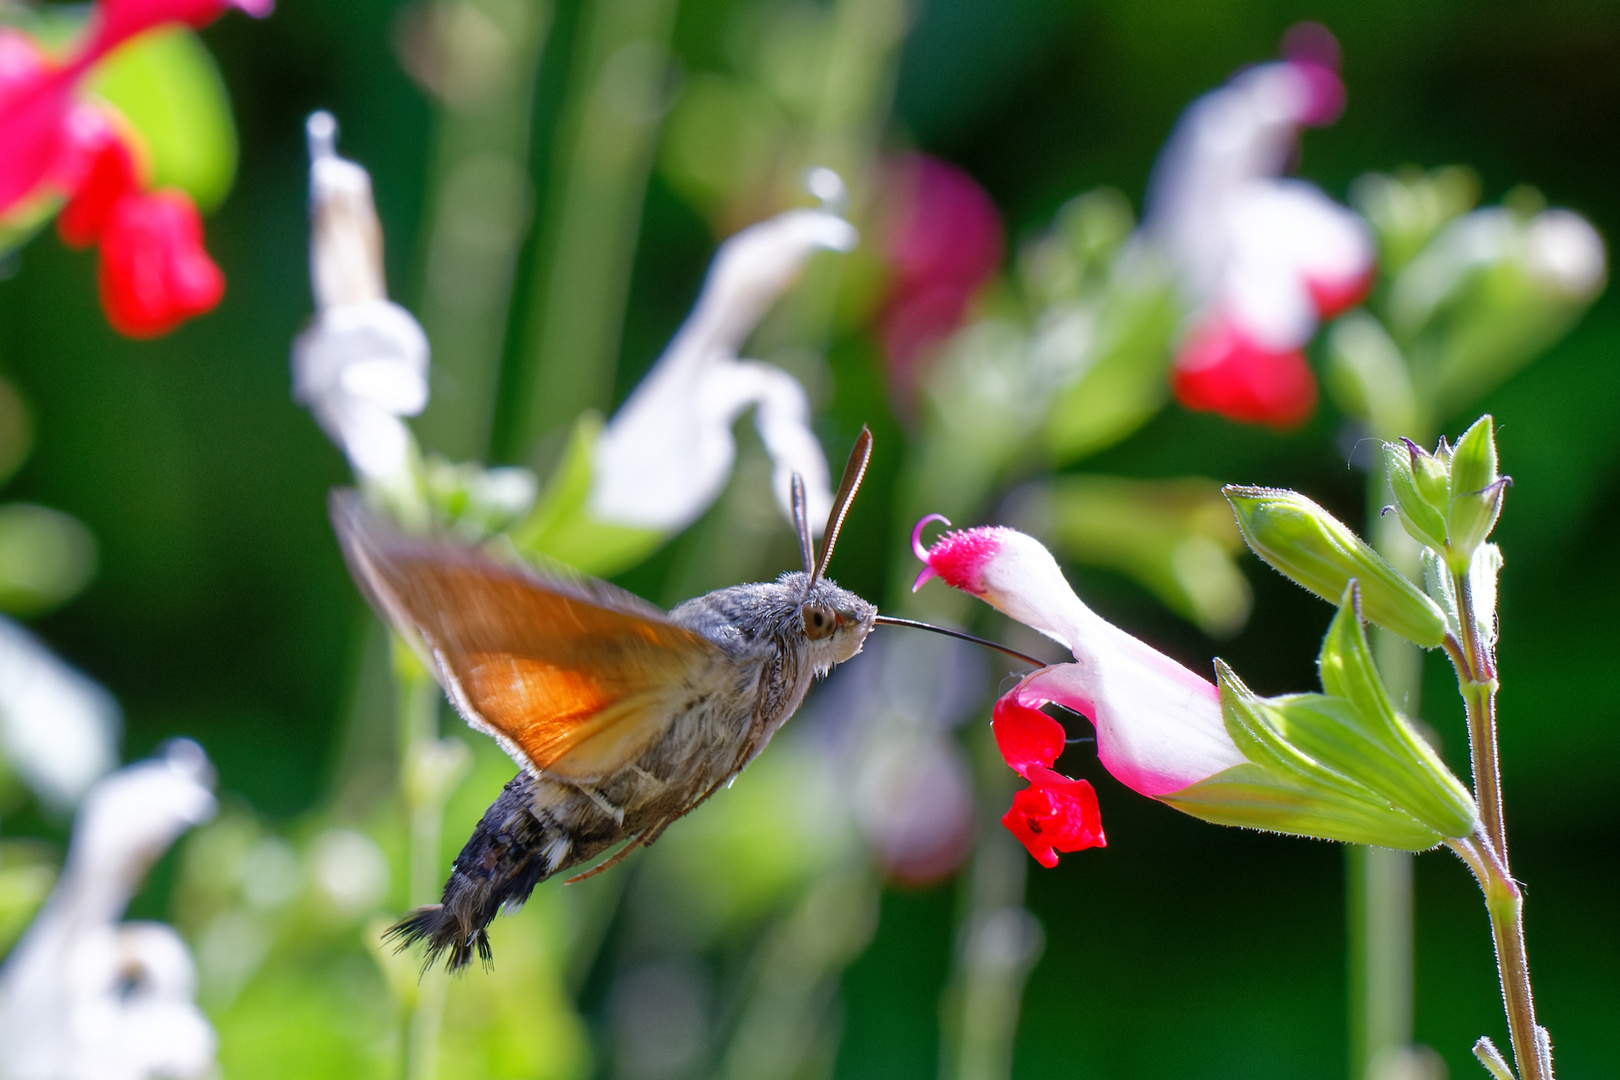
[332,493,726,782]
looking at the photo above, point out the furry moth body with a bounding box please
[335,432,878,971]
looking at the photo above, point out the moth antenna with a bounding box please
[813,426,873,585]
[871,614,1049,668]
[790,473,816,580]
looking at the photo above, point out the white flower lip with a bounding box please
[0,743,219,1080]
[293,112,430,482]
[0,615,120,811]
[589,205,857,534]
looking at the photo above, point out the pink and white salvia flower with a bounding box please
[913,519,1247,864]
[1146,25,1374,427]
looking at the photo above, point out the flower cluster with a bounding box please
[1147,25,1373,426]
[0,0,266,336]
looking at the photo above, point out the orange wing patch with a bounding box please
[332,497,724,782]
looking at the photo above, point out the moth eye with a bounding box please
[802,604,837,641]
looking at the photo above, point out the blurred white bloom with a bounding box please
[590,207,857,533]
[292,111,430,482]
[308,828,389,917]
[0,616,119,811]
[1148,48,1371,325]
[1390,206,1608,335]
[0,742,218,1080]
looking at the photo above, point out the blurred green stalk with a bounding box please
[413,0,555,461]
[506,0,680,461]
[1349,483,1426,1080]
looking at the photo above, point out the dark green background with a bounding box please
[2,0,1616,1075]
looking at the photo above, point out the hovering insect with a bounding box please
[335,429,1039,971]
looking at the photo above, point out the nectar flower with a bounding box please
[97,190,225,338]
[1146,26,1373,427]
[0,742,218,1080]
[913,520,1246,863]
[292,112,429,483]
[589,204,857,534]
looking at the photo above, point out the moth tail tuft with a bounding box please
[385,904,485,975]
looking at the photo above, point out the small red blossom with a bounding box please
[98,190,225,338]
[991,696,1065,778]
[1172,316,1317,428]
[1002,766,1106,868]
[57,119,141,247]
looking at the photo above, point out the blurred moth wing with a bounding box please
[331,493,728,782]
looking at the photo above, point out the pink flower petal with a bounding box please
[1001,769,1105,868]
[98,189,224,338]
[1172,314,1317,428]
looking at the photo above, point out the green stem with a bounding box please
[1349,499,1423,1080]
[505,0,681,461]
[1448,568,1547,1080]
[394,648,449,1080]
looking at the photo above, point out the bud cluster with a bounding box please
[1385,415,1509,573]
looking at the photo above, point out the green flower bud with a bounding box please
[1406,437,1452,506]
[1445,415,1509,569]
[1383,442,1448,552]
[1223,486,1449,648]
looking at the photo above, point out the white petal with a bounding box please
[589,206,852,533]
[0,617,120,810]
[307,111,386,309]
[333,404,414,481]
[734,361,832,529]
[1524,209,1606,296]
[292,300,429,417]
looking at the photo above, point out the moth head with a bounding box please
[797,579,876,666]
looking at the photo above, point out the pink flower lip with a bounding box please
[1305,263,1375,320]
[910,519,1006,596]
[1172,314,1317,428]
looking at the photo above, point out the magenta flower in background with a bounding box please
[0,0,266,336]
[913,518,1246,865]
[875,154,1005,412]
[1147,24,1374,427]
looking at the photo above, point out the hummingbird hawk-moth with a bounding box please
[335,430,887,971]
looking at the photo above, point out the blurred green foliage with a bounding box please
[2,0,1619,1077]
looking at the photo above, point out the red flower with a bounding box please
[0,0,263,336]
[1002,767,1106,869]
[98,190,225,338]
[990,696,1106,866]
[1171,315,1317,428]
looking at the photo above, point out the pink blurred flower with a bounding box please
[0,0,263,336]
[876,154,1004,409]
[913,519,1247,864]
[1146,24,1373,427]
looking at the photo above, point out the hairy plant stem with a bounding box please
[1449,568,1548,1080]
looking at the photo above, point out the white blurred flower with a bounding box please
[0,615,119,811]
[589,207,857,533]
[1391,206,1608,335]
[292,111,429,482]
[0,742,218,1080]
[1145,37,1374,425]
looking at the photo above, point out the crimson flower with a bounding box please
[0,0,266,336]
[875,154,1004,411]
[914,518,1246,866]
[992,697,1105,867]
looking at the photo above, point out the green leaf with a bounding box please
[1162,662,1444,850]
[1223,485,1449,648]
[0,503,98,616]
[88,28,238,212]
[505,412,665,578]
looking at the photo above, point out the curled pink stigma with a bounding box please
[912,513,951,560]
